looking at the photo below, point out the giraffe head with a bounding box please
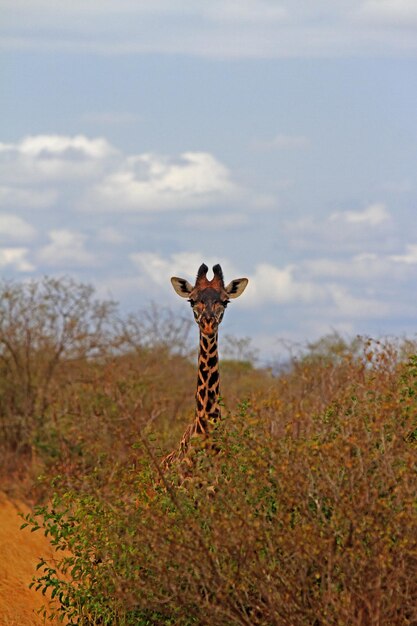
[171,263,248,337]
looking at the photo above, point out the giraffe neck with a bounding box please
[162,331,221,467]
[194,331,220,433]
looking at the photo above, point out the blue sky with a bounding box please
[1,1,417,359]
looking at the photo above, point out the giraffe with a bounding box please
[163,263,248,466]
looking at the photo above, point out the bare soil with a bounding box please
[0,492,59,625]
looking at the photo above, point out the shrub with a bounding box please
[24,342,417,625]
[0,277,116,481]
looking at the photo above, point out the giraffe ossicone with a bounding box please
[166,263,248,462]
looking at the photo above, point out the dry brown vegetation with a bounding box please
[0,277,416,625]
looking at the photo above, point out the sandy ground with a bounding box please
[0,492,60,626]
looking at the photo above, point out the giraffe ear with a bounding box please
[171,277,194,298]
[225,278,249,299]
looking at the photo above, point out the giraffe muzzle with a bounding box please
[199,318,218,336]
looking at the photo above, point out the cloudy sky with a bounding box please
[1,1,417,359]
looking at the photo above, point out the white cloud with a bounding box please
[244,263,320,306]
[303,242,417,310]
[330,203,390,226]
[0,135,248,215]
[357,0,417,25]
[0,185,57,210]
[97,227,126,244]
[16,134,114,159]
[0,134,117,184]
[0,0,190,15]
[307,253,400,281]
[390,244,417,264]
[85,152,239,212]
[0,214,36,241]
[285,203,392,256]
[0,0,289,27]
[327,285,389,318]
[101,252,223,307]
[0,247,34,272]
[38,229,95,267]
[203,1,287,23]
[3,1,417,57]
[130,251,222,289]
[183,213,249,229]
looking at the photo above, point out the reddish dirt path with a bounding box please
[0,492,59,625]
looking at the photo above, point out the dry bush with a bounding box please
[2,277,414,623]
[49,347,195,488]
[0,278,199,488]
[42,303,198,486]
[0,277,116,481]
[120,302,193,357]
[27,339,417,626]
[0,276,265,480]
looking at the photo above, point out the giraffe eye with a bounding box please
[222,300,229,308]
[188,299,195,307]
